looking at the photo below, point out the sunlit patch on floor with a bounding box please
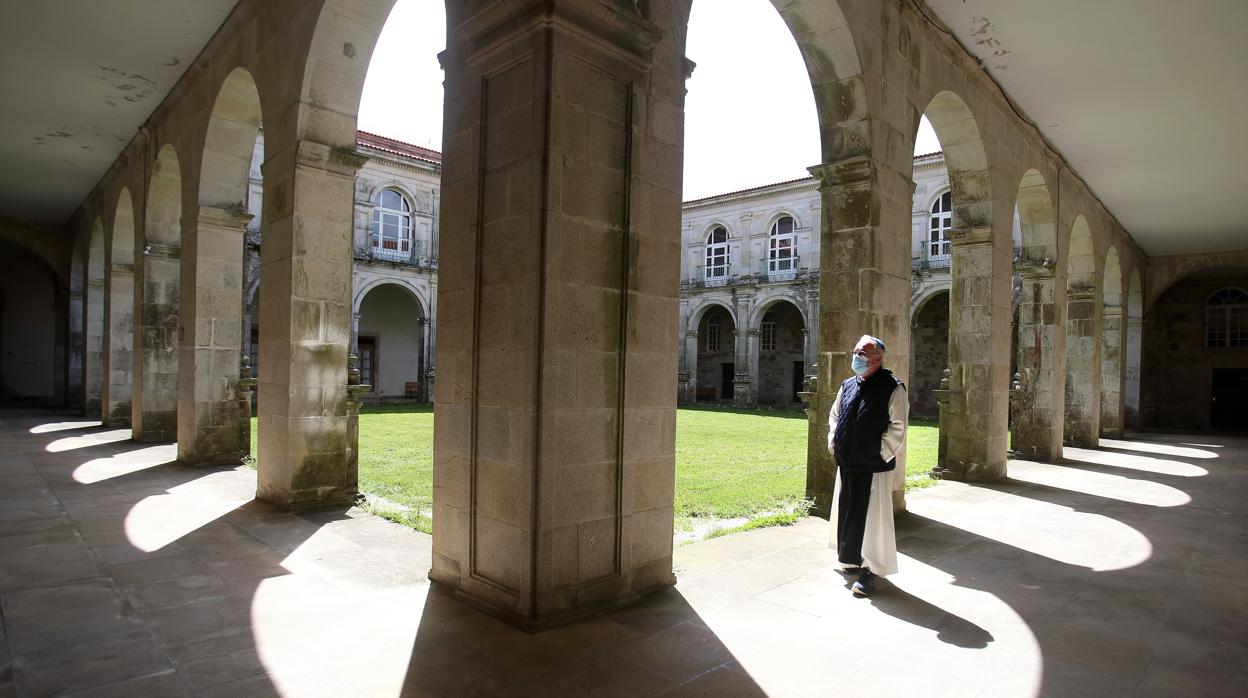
[29,420,102,434]
[46,428,131,452]
[72,445,175,484]
[1011,460,1191,507]
[1063,446,1208,477]
[1098,438,1218,460]
[125,474,253,552]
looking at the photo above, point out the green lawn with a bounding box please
[250,405,944,537]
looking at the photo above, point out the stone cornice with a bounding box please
[198,205,254,230]
[298,140,369,178]
[144,242,181,260]
[948,226,992,247]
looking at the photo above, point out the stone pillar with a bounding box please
[1064,288,1101,447]
[1100,305,1124,438]
[85,278,105,418]
[104,262,135,427]
[735,328,757,407]
[937,225,1010,481]
[255,140,364,510]
[1124,315,1143,429]
[68,288,84,411]
[431,1,675,628]
[1012,262,1064,461]
[808,156,912,513]
[177,205,251,466]
[679,331,698,403]
[134,242,180,442]
[426,276,438,402]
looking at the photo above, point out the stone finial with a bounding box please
[240,353,253,381]
[938,367,951,391]
[348,353,362,386]
[1012,372,1022,393]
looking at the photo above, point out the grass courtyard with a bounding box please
[249,405,942,538]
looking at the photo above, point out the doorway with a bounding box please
[1211,368,1248,430]
[358,336,378,391]
[720,362,735,401]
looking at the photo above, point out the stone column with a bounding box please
[85,278,105,418]
[255,140,365,510]
[177,205,251,466]
[1100,305,1124,438]
[680,331,698,404]
[134,242,180,442]
[1124,315,1143,428]
[68,289,84,411]
[735,328,757,407]
[104,262,135,427]
[936,224,1011,481]
[431,1,675,628]
[809,156,913,513]
[1064,288,1101,447]
[1012,261,1064,461]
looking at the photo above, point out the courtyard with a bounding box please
[2,412,1243,696]
[250,405,943,539]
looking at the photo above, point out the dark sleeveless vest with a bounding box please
[832,368,904,473]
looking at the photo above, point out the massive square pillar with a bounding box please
[254,141,364,510]
[1064,288,1101,447]
[134,243,181,442]
[1100,306,1125,438]
[1012,262,1065,461]
[177,206,250,466]
[431,1,677,627]
[103,263,135,427]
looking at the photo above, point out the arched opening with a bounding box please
[753,299,806,406]
[135,145,182,442]
[1141,267,1248,431]
[693,304,737,403]
[914,90,1007,481]
[85,219,105,417]
[0,242,60,407]
[106,187,136,427]
[1064,215,1099,448]
[356,283,426,398]
[1124,270,1143,428]
[1011,169,1060,459]
[910,291,950,421]
[179,66,263,467]
[1100,246,1124,438]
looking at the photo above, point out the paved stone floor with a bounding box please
[0,412,1244,697]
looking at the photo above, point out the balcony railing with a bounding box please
[681,259,817,291]
[911,255,952,271]
[369,239,437,269]
[757,255,800,283]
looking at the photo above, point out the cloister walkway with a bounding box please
[0,412,1243,697]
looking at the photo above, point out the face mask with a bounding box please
[851,354,869,376]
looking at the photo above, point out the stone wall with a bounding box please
[756,302,805,406]
[1141,269,1248,431]
[910,292,949,420]
[696,306,735,401]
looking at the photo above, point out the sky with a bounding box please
[358,0,941,201]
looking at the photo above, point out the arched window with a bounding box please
[1206,287,1248,348]
[929,191,952,261]
[704,226,729,286]
[767,216,797,282]
[761,311,776,352]
[372,188,412,262]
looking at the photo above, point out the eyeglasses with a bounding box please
[851,349,872,358]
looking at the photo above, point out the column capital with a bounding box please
[1016,256,1057,279]
[109,263,135,277]
[198,204,254,230]
[1067,286,1097,302]
[808,156,874,193]
[144,242,181,260]
[948,226,993,247]
[295,139,369,179]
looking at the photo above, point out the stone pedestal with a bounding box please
[1012,262,1064,461]
[937,226,1010,481]
[1064,288,1101,447]
[177,206,250,466]
[134,243,180,442]
[255,140,363,510]
[431,1,675,628]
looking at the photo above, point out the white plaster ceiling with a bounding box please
[925,0,1248,256]
[0,0,237,226]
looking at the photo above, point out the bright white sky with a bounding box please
[358,0,941,202]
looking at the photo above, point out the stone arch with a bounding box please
[919,91,992,230]
[911,283,951,320]
[701,221,735,241]
[1124,269,1144,428]
[1064,214,1100,447]
[135,144,183,442]
[750,294,808,332]
[763,209,805,234]
[353,277,430,322]
[0,241,61,406]
[1015,169,1058,265]
[693,301,739,403]
[752,297,807,406]
[687,299,737,336]
[1100,246,1124,437]
[105,188,137,426]
[200,67,265,210]
[355,280,428,397]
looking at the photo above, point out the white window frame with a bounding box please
[706,319,721,352]
[372,188,413,261]
[761,312,776,352]
[929,191,952,261]
[704,226,729,287]
[1206,287,1248,348]
[768,216,797,282]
